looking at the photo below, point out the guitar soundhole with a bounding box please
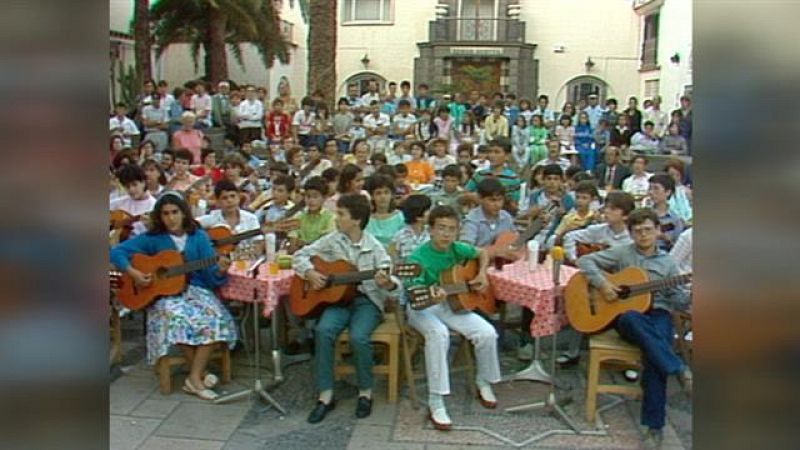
[155,267,169,280]
[618,285,631,299]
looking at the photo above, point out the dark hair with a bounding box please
[530,165,545,188]
[565,166,583,180]
[606,98,618,106]
[112,150,136,170]
[456,142,473,156]
[632,155,649,166]
[271,173,296,192]
[337,193,371,230]
[141,158,168,185]
[542,164,564,178]
[364,174,396,212]
[418,83,429,89]
[441,164,461,180]
[114,102,127,109]
[201,147,216,162]
[559,114,573,125]
[604,192,636,215]
[321,167,339,183]
[222,153,246,170]
[476,177,505,197]
[459,162,474,181]
[537,94,549,102]
[574,180,599,198]
[214,179,239,198]
[303,175,328,197]
[337,163,363,193]
[573,171,595,183]
[372,152,387,165]
[408,140,426,156]
[149,193,198,235]
[398,99,411,108]
[174,148,193,163]
[400,80,411,89]
[352,137,370,153]
[487,137,512,154]
[116,163,146,186]
[157,80,169,88]
[301,96,314,107]
[427,205,460,228]
[643,120,655,128]
[626,208,660,231]
[436,106,450,116]
[337,97,349,106]
[649,173,675,197]
[506,93,517,100]
[393,163,408,175]
[664,159,685,178]
[400,194,432,224]
[375,164,396,178]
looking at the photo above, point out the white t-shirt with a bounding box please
[363,113,390,133]
[292,110,316,135]
[237,99,264,129]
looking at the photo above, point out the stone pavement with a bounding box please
[110,313,692,450]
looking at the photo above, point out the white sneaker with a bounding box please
[517,343,533,361]
[624,369,640,382]
[429,406,452,430]
[477,384,497,409]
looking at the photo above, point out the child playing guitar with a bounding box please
[403,205,501,431]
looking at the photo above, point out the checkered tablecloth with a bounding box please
[219,263,294,318]
[488,258,578,337]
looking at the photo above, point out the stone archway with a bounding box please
[342,71,388,97]
[564,75,608,105]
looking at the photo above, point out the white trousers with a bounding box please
[407,302,502,395]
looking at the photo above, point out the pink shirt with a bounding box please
[171,129,204,164]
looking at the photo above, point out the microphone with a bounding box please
[247,255,268,277]
[550,246,565,286]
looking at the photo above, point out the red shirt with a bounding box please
[265,111,292,142]
[191,166,225,183]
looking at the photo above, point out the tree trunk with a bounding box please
[133,0,152,84]
[307,0,336,109]
[206,4,228,84]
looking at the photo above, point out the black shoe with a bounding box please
[355,396,372,419]
[307,400,335,424]
[556,354,580,366]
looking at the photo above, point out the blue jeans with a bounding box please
[614,308,684,430]
[314,296,383,392]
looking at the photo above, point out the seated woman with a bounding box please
[110,192,238,400]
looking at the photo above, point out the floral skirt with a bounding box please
[146,284,238,365]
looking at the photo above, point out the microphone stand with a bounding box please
[214,256,288,415]
[504,253,581,433]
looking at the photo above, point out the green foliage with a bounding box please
[459,64,492,82]
[116,60,140,110]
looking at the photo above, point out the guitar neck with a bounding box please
[441,282,471,296]
[328,269,380,286]
[214,228,264,246]
[626,274,692,296]
[163,255,218,278]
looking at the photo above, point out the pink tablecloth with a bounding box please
[219,264,294,318]
[488,259,578,337]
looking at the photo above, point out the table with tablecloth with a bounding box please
[488,258,579,337]
[219,263,294,318]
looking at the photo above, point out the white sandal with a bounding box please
[203,373,219,389]
[183,378,219,401]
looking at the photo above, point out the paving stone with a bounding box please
[131,399,181,419]
[110,375,158,415]
[155,403,250,441]
[138,436,225,450]
[110,415,161,450]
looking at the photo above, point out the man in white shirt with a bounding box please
[141,93,170,152]
[190,81,213,128]
[630,121,661,155]
[109,103,140,148]
[236,86,265,144]
[292,97,316,148]
[644,95,670,138]
[363,101,391,153]
[391,99,417,141]
[621,155,653,204]
[360,80,381,110]
[532,94,557,129]
[583,93,606,130]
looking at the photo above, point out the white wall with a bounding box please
[652,0,693,110]
[522,0,642,107]
[336,0,436,96]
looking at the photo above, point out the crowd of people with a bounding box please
[109,76,694,448]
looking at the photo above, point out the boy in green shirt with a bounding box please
[404,205,501,431]
[287,176,335,253]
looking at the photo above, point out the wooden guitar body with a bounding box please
[564,266,652,333]
[110,210,138,241]
[485,231,525,263]
[443,259,496,315]
[289,257,359,318]
[116,250,188,311]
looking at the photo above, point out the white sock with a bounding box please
[428,393,445,410]
[319,389,333,404]
[358,388,372,399]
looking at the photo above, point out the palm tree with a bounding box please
[132,0,152,84]
[307,0,336,109]
[150,0,290,84]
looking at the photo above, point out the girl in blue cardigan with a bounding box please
[110,192,237,400]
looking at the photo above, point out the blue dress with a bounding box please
[110,229,238,364]
[574,124,596,170]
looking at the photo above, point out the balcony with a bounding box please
[429,18,526,44]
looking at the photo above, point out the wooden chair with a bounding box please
[672,310,693,364]
[395,306,476,409]
[585,329,643,422]
[110,304,123,365]
[155,343,232,394]
[334,312,402,403]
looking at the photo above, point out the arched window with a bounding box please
[343,72,388,97]
[565,76,608,105]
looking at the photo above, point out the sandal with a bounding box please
[556,354,579,366]
[203,373,219,389]
[182,378,219,401]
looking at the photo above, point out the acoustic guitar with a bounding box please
[205,201,305,254]
[407,259,495,315]
[485,204,561,267]
[109,210,141,241]
[564,267,692,333]
[289,256,421,318]
[114,249,225,310]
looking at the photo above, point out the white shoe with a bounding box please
[623,369,640,382]
[429,406,452,431]
[517,343,533,361]
[477,384,497,409]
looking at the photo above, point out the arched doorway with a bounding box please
[564,75,608,105]
[342,72,388,97]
